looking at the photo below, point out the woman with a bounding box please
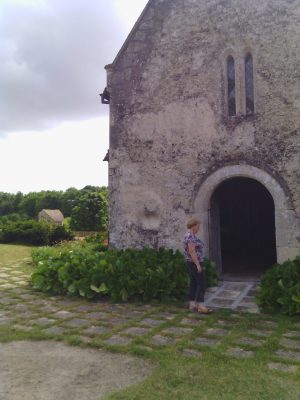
[183,218,212,314]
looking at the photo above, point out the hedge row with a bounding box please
[256,257,300,315]
[31,242,218,302]
[30,236,300,313]
[0,220,74,246]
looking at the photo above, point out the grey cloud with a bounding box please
[0,0,125,134]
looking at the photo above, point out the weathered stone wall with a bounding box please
[106,0,300,260]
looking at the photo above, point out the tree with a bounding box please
[61,187,80,217]
[0,187,109,227]
[70,191,108,231]
[0,192,16,215]
[13,192,24,211]
[35,191,63,214]
[18,192,40,218]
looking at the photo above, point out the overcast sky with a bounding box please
[0,0,148,193]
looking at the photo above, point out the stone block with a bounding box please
[29,318,56,326]
[83,326,110,336]
[85,312,108,320]
[226,348,254,358]
[140,318,165,327]
[163,327,193,336]
[122,327,151,336]
[150,335,177,346]
[153,312,176,320]
[280,338,300,350]
[206,328,229,336]
[63,319,89,328]
[108,317,128,326]
[237,337,265,347]
[193,337,220,347]
[182,348,202,358]
[268,363,298,373]
[209,299,234,308]
[43,326,66,335]
[275,350,300,361]
[104,335,133,346]
[53,311,75,319]
[283,331,300,338]
[248,329,272,337]
[181,318,203,326]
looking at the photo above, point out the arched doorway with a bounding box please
[193,165,298,275]
[210,177,277,278]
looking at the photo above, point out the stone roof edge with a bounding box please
[108,0,153,70]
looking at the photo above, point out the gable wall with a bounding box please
[107,0,300,254]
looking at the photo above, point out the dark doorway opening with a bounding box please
[211,177,277,278]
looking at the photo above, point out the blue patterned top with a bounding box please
[183,231,204,262]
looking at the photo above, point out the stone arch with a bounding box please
[192,165,298,264]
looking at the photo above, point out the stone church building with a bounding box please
[104,0,300,276]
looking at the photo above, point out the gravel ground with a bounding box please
[0,341,154,400]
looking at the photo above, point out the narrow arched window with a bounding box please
[245,53,254,114]
[227,56,236,116]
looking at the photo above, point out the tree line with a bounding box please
[0,186,108,231]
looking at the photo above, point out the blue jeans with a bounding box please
[186,261,206,303]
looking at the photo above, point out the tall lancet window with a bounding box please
[245,53,254,114]
[227,56,236,116]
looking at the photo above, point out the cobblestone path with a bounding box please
[0,258,300,376]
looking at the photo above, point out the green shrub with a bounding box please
[31,242,219,302]
[63,217,71,229]
[31,245,185,301]
[70,191,108,231]
[256,257,300,315]
[203,258,219,287]
[0,220,74,246]
[0,220,50,245]
[84,231,108,244]
[84,231,108,251]
[0,213,28,225]
[49,224,74,245]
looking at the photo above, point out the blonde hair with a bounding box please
[187,218,201,229]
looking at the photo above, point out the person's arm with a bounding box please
[188,242,202,273]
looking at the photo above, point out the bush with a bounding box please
[0,213,28,225]
[31,242,219,302]
[0,220,74,246]
[49,224,74,245]
[256,257,300,315]
[84,231,108,251]
[70,191,108,231]
[203,258,219,287]
[0,220,50,245]
[31,244,187,302]
[63,217,71,229]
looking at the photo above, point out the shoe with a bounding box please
[197,305,213,314]
[188,302,197,312]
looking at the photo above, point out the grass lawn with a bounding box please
[1,244,300,400]
[0,243,37,265]
[105,310,300,400]
[108,354,300,400]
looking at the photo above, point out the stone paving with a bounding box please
[0,259,300,375]
[205,280,259,313]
